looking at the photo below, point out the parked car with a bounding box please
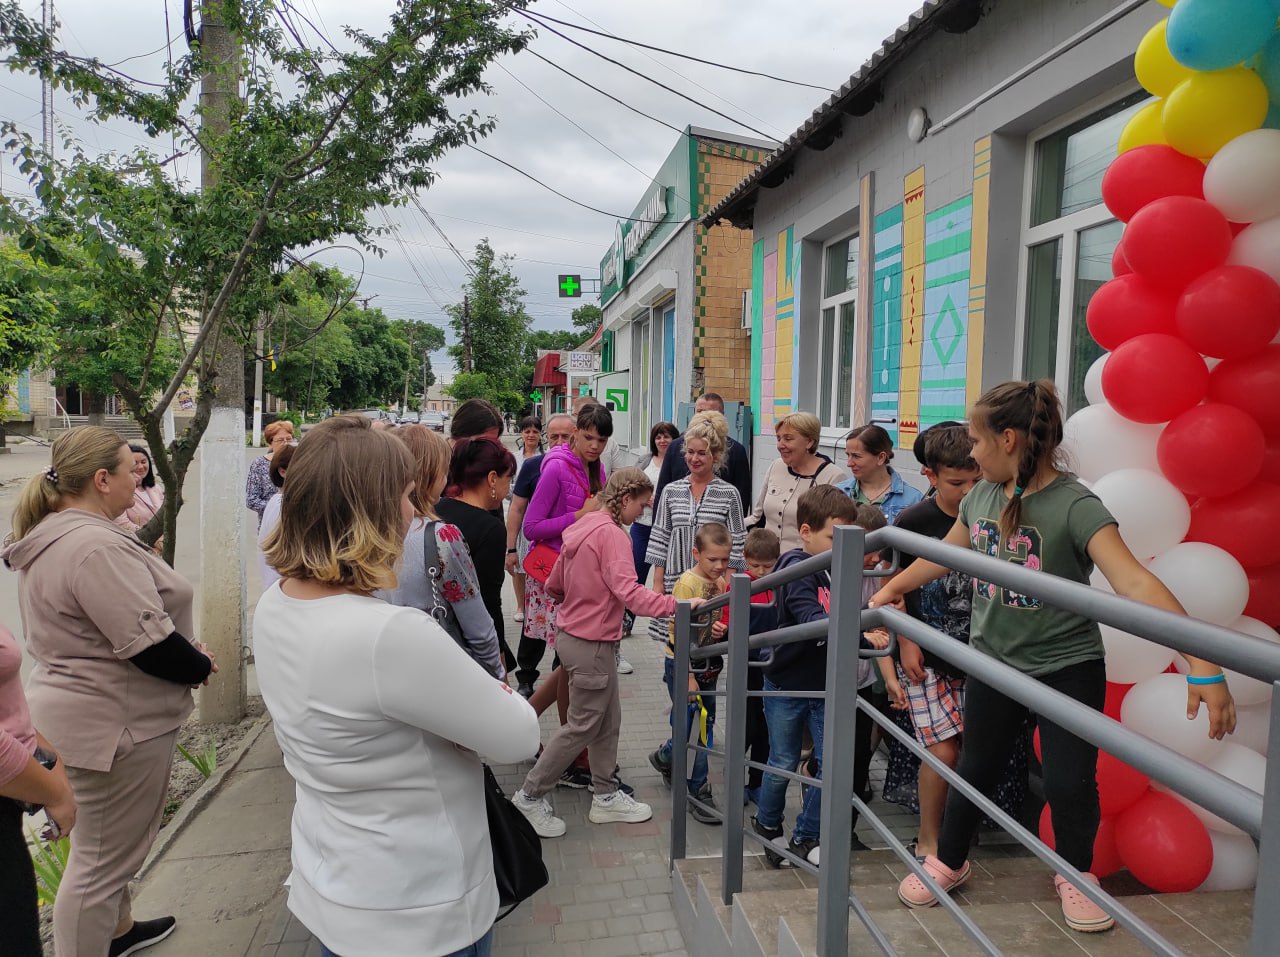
[398,411,421,425]
[421,410,446,432]
[356,409,393,423]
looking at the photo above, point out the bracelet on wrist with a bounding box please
[506,548,517,554]
[1185,673,1226,686]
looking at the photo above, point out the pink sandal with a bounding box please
[898,855,972,908]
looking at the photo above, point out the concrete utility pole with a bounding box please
[251,322,264,447]
[197,0,246,723]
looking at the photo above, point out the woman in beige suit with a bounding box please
[3,427,216,957]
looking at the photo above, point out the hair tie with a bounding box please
[1012,484,1025,497]
[43,467,58,485]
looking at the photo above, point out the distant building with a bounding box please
[422,381,455,415]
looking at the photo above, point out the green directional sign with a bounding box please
[604,388,629,412]
[558,274,582,298]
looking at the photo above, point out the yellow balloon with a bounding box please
[1135,20,1194,97]
[1162,68,1270,159]
[1154,0,1176,6]
[1119,100,1168,154]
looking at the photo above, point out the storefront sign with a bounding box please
[566,351,597,374]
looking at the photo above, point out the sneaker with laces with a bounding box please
[1055,873,1115,933]
[511,789,567,838]
[616,653,634,675]
[648,748,672,786]
[557,765,591,789]
[781,835,820,868]
[589,789,653,824]
[689,786,722,825]
[752,816,786,868]
[108,917,177,957]
[898,854,972,907]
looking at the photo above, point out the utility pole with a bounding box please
[251,321,264,447]
[40,0,53,159]
[197,0,246,724]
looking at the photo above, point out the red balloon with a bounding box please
[1209,346,1280,439]
[1112,242,1132,278]
[1115,791,1212,893]
[1101,334,1210,424]
[1039,807,1126,879]
[1085,275,1178,351]
[1157,403,1266,498]
[1097,751,1150,816]
[1103,682,1132,722]
[1176,266,1280,360]
[1101,145,1206,223]
[1262,442,1280,478]
[1245,562,1280,627]
[1187,480,1280,568]
[1124,196,1233,292]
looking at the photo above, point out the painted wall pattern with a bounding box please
[871,206,904,443]
[919,196,973,427]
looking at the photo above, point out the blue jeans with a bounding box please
[659,656,717,794]
[756,678,825,842]
[322,928,492,957]
[631,522,653,586]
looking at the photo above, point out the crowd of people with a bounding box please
[0,381,1240,956]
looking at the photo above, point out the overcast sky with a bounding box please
[3,0,925,376]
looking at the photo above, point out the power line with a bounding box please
[426,211,600,247]
[408,194,475,277]
[524,48,683,135]
[520,11,777,142]
[465,143,668,223]
[525,10,830,91]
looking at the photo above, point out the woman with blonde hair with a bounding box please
[376,425,504,679]
[246,419,295,525]
[3,426,215,957]
[254,414,538,957]
[749,411,845,553]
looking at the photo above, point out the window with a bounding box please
[1021,92,1147,414]
[818,233,859,429]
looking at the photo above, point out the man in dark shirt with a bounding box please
[653,392,752,520]
[507,413,575,695]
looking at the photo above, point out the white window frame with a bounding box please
[817,230,859,431]
[1013,85,1146,400]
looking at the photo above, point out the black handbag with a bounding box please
[483,763,549,919]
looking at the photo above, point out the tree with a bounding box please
[445,370,495,406]
[328,306,412,410]
[571,303,602,336]
[392,317,445,408]
[0,241,58,383]
[0,1,531,564]
[447,239,531,411]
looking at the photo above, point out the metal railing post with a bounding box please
[721,572,753,903]
[670,598,693,865]
[1250,682,1280,956]
[817,525,862,957]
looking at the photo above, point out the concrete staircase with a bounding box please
[673,849,1254,956]
[49,414,147,442]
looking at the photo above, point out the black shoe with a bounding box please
[516,683,534,699]
[781,836,820,869]
[109,917,177,957]
[588,766,635,796]
[851,833,870,852]
[648,749,672,786]
[558,765,591,789]
[689,786,722,825]
[752,816,785,868]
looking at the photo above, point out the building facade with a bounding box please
[595,127,774,452]
[707,0,1162,487]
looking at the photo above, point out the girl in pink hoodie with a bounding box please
[511,469,706,838]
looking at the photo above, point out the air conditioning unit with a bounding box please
[741,289,752,332]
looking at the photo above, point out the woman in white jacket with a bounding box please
[254,414,540,957]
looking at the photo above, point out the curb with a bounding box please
[139,712,275,880]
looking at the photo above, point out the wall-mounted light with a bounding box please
[907,107,931,143]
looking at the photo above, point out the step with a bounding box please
[675,851,1254,957]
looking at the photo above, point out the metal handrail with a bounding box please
[669,524,1279,957]
[46,395,71,431]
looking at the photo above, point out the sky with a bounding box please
[2,0,926,377]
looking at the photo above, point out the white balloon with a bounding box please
[1194,743,1267,835]
[1062,404,1162,483]
[1229,215,1280,285]
[1102,624,1177,683]
[1220,616,1280,706]
[1233,701,1273,755]
[1121,673,1218,763]
[1197,831,1259,892]
[1148,543,1250,626]
[1084,353,1109,406]
[1203,129,1280,224]
[1091,469,1191,560]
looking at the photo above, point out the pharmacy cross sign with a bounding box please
[558,274,582,298]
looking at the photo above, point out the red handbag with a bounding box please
[522,542,559,584]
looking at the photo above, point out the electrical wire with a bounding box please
[426,211,600,247]
[525,9,830,91]
[524,48,683,135]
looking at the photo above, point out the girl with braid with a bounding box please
[871,379,1236,935]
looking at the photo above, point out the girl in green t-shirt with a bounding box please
[870,379,1236,935]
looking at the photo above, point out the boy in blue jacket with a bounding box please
[751,485,890,868]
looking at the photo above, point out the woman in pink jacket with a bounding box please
[511,469,705,839]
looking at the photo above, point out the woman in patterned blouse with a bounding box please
[246,420,295,526]
[646,411,746,642]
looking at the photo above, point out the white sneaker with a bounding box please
[617,654,634,675]
[511,789,566,838]
[589,789,653,824]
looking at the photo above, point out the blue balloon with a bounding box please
[1167,0,1276,71]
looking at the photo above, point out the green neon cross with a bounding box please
[559,275,581,297]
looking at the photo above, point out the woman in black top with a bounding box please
[438,437,518,673]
